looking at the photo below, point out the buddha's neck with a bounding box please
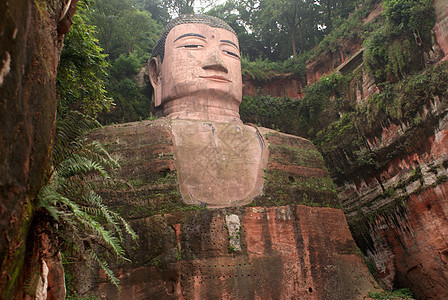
[163,96,242,123]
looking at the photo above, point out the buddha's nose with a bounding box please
[202,51,228,73]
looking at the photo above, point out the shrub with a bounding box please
[38,111,137,288]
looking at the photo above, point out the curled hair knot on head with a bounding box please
[151,14,236,63]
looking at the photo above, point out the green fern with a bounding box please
[37,111,137,289]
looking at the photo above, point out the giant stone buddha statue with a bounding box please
[85,14,378,300]
[148,15,266,207]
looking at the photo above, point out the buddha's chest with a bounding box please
[170,120,266,207]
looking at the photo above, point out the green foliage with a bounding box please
[308,56,446,183]
[38,111,137,288]
[205,0,360,60]
[240,72,352,138]
[363,25,419,82]
[240,95,301,134]
[309,0,380,61]
[99,57,150,124]
[255,0,321,57]
[301,73,344,126]
[368,288,414,299]
[110,53,141,80]
[363,0,435,82]
[315,113,355,149]
[384,0,434,32]
[384,0,417,28]
[135,0,171,25]
[57,0,112,118]
[89,0,161,61]
[86,0,160,124]
[241,56,306,81]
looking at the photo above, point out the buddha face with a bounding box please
[149,23,242,113]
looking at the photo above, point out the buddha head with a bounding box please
[149,15,242,122]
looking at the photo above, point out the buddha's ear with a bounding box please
[148,57,162,107]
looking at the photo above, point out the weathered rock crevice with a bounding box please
[0,0,78,298]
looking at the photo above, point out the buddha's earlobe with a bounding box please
[148,57,162,107]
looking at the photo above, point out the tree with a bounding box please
[316,0,357,31]
[208,0,323,60]
[135,0,171,25]
[117,9,161,58]
[89,0,161,61]
[56,0,112,118]
[98,53,151,124]
[205,0,267,59]
[256,0,320,58]
[165,0,196,16]
[84,0,161,124]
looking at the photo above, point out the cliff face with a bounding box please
[241,1,448,298]
[364,183,448,299]
[79,120,378,299]
[91,206,377,300]
[340,103,448,298]
[0,0,77,298]
[334,2,448,298]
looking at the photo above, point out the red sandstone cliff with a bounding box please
[241,1,448,299]
[334,2,448,298]
[0,0,78,298]
[75,120,379,299]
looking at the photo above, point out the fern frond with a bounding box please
[37,185,71,222]
[81,191,125,242]
[63,197,125,258]
[88,250,120,288]
[53,111,100,167]
[38,110,137,290]
[83,141,119,169]
[107,210,138,242]
[57,155,109,179]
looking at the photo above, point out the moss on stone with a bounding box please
[3,198,35,299]
[247,168,339,208]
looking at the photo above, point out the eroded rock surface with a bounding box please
[81,120,379,299]
[340,110,448,299]
[0,0,78,298]
[91,206,377,300]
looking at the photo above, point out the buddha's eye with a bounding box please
[223,50,240,59]
[182,44,204,49]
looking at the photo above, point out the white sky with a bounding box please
[193,0,227,13]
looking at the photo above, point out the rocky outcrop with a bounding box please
[365,183,448,299]
[337,98,448,299]
[79,120,379,299]
[0,0,78,298]
[239,1,448,298]
[90,206,378,299]
[23,216,66,300]
[325,2,448,297]
[243,74,306,99]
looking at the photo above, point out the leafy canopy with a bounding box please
[56,0,112,118]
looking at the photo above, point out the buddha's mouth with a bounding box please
[199,75,231,82]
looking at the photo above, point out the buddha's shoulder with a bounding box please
[90,118,172,141]
[253,126,318,152]
[244,125,338,207]
[89,119,175,178]
[252,125,328,173]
